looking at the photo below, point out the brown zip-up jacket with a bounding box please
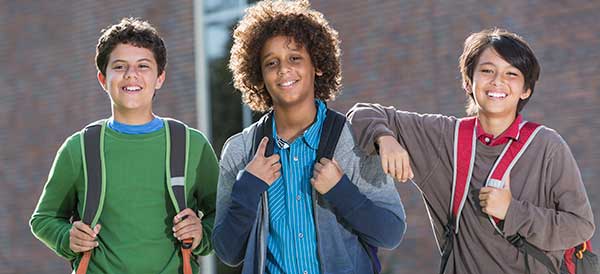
[347,103,594,274]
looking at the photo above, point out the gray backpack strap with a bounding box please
[81,119,107,227]
[166,119,188,212]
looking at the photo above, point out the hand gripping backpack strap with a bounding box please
[251,111,275,159]
[77,120,107,274]
[443,118,554,274]
[164,119,193,274]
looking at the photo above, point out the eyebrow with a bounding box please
[478,61,496,66]
[110,58,154,65]
[261,48,302,60]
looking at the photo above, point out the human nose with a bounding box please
[277,62,291,76]
[491,73,503,87]
[124,66,139,79]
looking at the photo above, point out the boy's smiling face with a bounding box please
[468,47,531,119]
[260,36,322,110]
[98,43,165,119]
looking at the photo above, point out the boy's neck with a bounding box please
[273,100,317,141]
[112,109,155,125]
[477,113,517,138]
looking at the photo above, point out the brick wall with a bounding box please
[2,0,599,273]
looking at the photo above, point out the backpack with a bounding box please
[251,108,382,274]
[439,117,598,274]
[75,118,195,274]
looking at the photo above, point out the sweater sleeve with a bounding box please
[321,126,407,249]
[503,133,595,251]
[347,103,454,188]
[29,134,81,261]
[191,132,219,256]
[211,134,269,266]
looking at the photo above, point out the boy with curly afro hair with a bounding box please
[212,1,406,274]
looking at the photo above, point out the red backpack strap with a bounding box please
[451,117,477,232]
[484,121,543,232]
[486,121,543,187]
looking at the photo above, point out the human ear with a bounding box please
[520,88,532,100]
[155,71,166,89]
[97,71,108,91]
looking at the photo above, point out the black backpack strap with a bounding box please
[505,234,559,274]
[251,111,275,159]
[315,109,346,160]
[81,120,107,227]
[166,119,188,214]
[439,218,455,274]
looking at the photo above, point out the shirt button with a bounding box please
[298,232,304,239]
[296,195,301,201]
[484,137,491,144]
[293,156,299,161]
[303,271,308,274]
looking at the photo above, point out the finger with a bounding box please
[268,154,280,165]
[70,237,98,251]
[273,171,281,180]
[401,156,412,182]
[380,155,389,174]
[174,208,197,224]
[503,172,511,189]
[173,215,199,232]
[272,163,281,171]
[479,187,493,194]
[255,137,269,158]
[93,224,102,234]
[73,222,97,238]
[71,228,96,242]
[178,231,202,243]
[314,162,323,172]
[310,177,316,186]
[387,158,399,181]
[174,224,200,240]
[319,157,331,165]
[395,157,405,182]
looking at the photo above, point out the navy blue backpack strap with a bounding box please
[251,111,275,158]
[315,109,346,160]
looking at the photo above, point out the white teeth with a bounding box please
[280,80,296,87]
[488,92,506,98]
[124,86,142,92]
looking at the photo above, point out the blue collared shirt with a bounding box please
[265,100,326,274]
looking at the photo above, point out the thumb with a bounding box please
[503,172,511,190]
[255,137,268,158]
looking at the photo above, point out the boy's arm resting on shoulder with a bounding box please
[211,136,269,266]
[29,136,80,260]
[347,102,451,185]
[323,148,406,249]
[192,136,219,256]
[502,138,595,251]
[346,103,399,155]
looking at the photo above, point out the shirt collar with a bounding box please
[272,100,327,150]
[476,114,522,146]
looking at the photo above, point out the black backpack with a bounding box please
[251,108,382,273]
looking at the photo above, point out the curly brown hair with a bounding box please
[229,0,342,112]
[96,17,167,77]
